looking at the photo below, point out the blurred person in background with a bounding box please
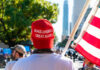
[0,49,6,68]
[71,42,99,70]
[12,19,75,70]
[5,44,26,70]
[79,58,99,70]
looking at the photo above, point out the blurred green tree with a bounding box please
[57,38,68,48]
[54,32,58,44]
[0,0,58,47]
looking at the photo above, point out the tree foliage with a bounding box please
[0,0,58,47]
[57,38,68,48]
[57,38,73,49]
[54,32,58,44]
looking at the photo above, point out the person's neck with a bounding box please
[33,49,53,54]
[15,56,22,60]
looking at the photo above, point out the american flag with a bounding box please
[75,7,100,66]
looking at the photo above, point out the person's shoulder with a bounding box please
[15,57,30,64]
[53,53,75,70]
[54,53,73,64]
[5,61,16,70]
[6,61,16,65]
[56,54,72,61]
[12,57,31,70]
[13,55,33,66]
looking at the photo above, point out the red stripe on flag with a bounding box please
[75,44,100,66]
[91,16,100,29]
[83,32,100,49]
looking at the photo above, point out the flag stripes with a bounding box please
[75,16,100,66]
[75,44,100,66]
[86,24,100,39]
[78,39,100,58]
[83,32,100,49]
[90,16,100,28]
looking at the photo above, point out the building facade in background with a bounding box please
[62,0,69,41]
[62,0,86,41]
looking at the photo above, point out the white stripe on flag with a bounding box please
[95,8,100,18]
[86,24,100,39]
[78,39,100,58]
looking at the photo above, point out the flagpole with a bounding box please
[74,0,100,43]
[62,0,90,55]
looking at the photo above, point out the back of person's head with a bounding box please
[31,19,54,50]
[14,44,26,57]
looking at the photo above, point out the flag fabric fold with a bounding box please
[75,16,100,66]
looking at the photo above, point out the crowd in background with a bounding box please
[0,44,100,70]
[0,46,32,68]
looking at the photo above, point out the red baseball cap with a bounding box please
[31,19,55,49]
